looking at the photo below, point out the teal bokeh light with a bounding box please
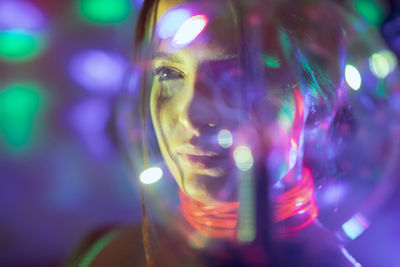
[0,83,45,151]
[0,30,45,62]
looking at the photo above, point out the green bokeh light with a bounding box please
[78,0,131,23]
[0,84,43,149]
[0,30,44,62]
[261,54,281,69]
[353,0,386,26]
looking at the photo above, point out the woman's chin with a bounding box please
[183,171,238,204]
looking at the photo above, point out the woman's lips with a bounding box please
[175,146,229,176]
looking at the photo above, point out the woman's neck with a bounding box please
[178,167,318,242]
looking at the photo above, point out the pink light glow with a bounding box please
[172,14,208,48]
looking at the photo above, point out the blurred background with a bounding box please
[0,0,400,266]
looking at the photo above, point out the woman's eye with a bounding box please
[155,67,184,82]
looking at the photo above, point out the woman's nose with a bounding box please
[186,76,221,133]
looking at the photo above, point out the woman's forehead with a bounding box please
[154,0,238,60]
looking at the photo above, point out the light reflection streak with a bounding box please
[342,212,370,240]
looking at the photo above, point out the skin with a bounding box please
[149,0,304,204]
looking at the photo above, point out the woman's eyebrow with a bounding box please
[153,52,184,64]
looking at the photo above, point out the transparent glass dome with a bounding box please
[117,0,400,264]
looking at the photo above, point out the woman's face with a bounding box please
[149,0,303,204]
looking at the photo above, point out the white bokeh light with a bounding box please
[345,64,362,91]
[172,14,208,48]
[233,146,254,171]
[140,167,163,184]
[217,129,233,148]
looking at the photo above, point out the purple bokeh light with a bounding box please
[69,98,112,158]
[69,50,126,93]
[0,0,45,31]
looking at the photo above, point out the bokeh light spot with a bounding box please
[0,30,44,62]
[369,50,397,79]
[345,64,362,90]
[0,1,45,30]
[172,14,208,48]
[233,146,254,171]
[0,1,46,63]
[78,0,131,23]
[342,213,369,240]
[69,50,126,93]
[70,99,113,158]
[140,167,163,184]
[261,54,280,68]
[218,129,233,148]
[157,8,191,40]
[353,0,385,26]
[0,84,42,148]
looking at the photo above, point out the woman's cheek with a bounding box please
[159,103,180,137]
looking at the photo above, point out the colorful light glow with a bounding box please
[273,168,318,236]
[345,64,362,90]
[218,129,233,149]
[69,50,126,93]
[0,84,42,148]
[70,99,112,157]
[78,0,131,23]
[0,30,44,62]
[140,167,163,184]
[261,54,281,68]
[0,1,45,31]
[0,1,46,63]
[172,14,208,48]
[238,171,255,243]
[342,212,370,240]
[370,53,390,79]
[157,8,191,40]
[79,231,118,267]
[341,248,362,267]
[353,0,385,26]
[369,50,397,79]
[380,50,397,71]
[278,105,294,132]
[70,99,110,135]
[322,183,348,205]
[233,146,254,171]
[180,190,239,240]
